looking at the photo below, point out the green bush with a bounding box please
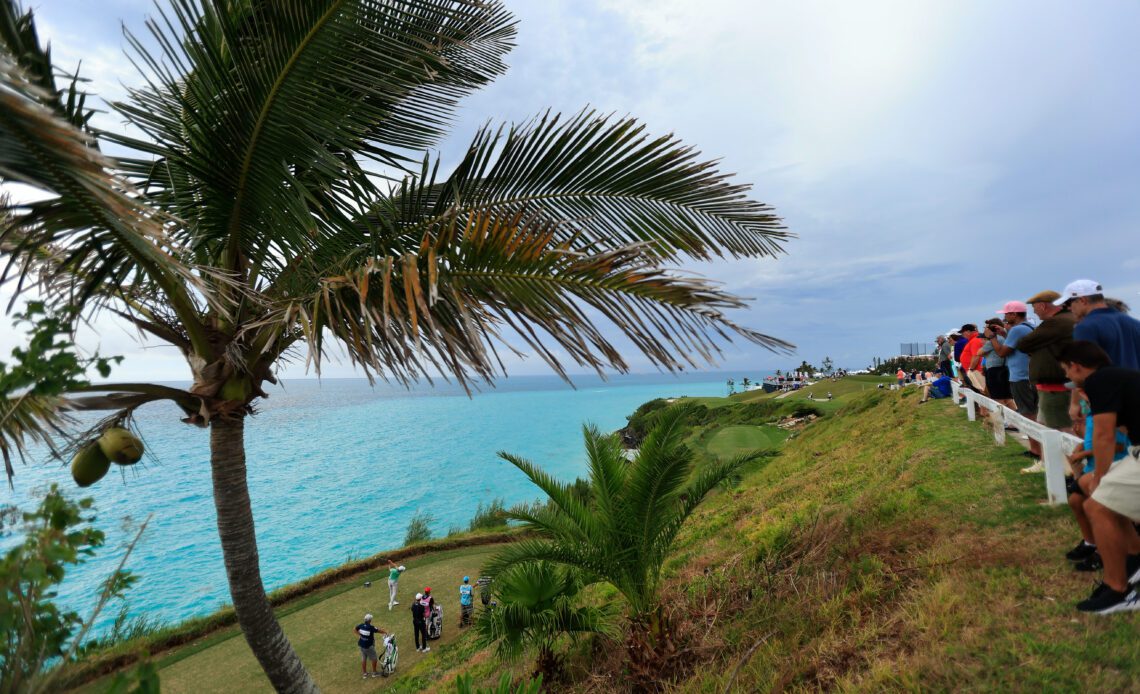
[404,510,434,545]
[469,499,508,531]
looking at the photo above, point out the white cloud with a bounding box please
[8,0,1140,380]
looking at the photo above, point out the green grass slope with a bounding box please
[668,388,1140,692]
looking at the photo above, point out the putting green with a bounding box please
[702,425,786,459]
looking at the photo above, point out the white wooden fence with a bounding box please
[949,381,1082,505]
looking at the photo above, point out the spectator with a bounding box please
[1064,387,1131,572]
[988,301,1041,465]
[1107,298,1132,314]
[952,332,967,368]
[935,335,953,377]
[918,374,953,403]
[1059,341,1140,614]
[896,367,906,388]
[958,324,986,393]
[1016,290,1075,439]
[978,318,1015,409]
[1060,280,1140,429]
[1060,280,1140,369]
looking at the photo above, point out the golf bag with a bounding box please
[427,604,443,640]
[380,634,398,676]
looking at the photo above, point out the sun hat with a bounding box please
[364,613,373,622]
[997,300,1028,315]
[1025,290,1060,304]
[1054,279,1103,306]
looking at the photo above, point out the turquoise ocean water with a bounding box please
[2,373,739,635]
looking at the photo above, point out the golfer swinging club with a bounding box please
[387,559,405,610]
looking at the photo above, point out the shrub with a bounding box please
[404,510,434,546]
[469,498,508,531]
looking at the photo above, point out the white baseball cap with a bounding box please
[364,613,373,621]
[415,592,423,600]
[398,565,406,572]
[1054,279,1103,306]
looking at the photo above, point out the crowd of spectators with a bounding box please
[921,279,1140,614]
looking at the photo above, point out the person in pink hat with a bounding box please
[986,300,1042,467]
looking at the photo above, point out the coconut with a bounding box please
[220,375,252,402]
[98,427,144,465]
[71,444,111,487]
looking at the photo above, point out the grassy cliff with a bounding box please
[75,383,1140,691]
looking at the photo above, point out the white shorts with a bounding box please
[1091,448,1140,521]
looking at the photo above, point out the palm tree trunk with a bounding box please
[210,416,318,693]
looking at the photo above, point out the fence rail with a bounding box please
[949,381,1081,505]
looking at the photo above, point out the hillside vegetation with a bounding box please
[76,381,1140,691]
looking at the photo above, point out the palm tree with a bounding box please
[475,561,612,681]
[486,407,760,684]
[1,1,790,690]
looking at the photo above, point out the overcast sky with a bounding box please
[5,0,1140,381]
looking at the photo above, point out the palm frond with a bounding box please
[498,451,595,536]
[0,391,71,482]
[110,0,515,278]
[254,207,791,388]
[481,539,609,588]
[624,407,695,562]
[650,451,757,568]
[580,424,628,534]
[377,109,792,262]
[0,55,194,312]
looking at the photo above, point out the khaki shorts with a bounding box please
[966,370,986,392]
[1091,450,1140,521]
[1037,390,1072,429]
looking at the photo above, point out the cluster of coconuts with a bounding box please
[70,427,144,487]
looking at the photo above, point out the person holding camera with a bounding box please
[978,318,1015,410]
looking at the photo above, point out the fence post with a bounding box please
[964,391,976,422]
[1040,429,1068,505]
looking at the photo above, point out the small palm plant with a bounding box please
[475,561,612,681]
[487,406,759,683]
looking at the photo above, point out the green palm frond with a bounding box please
[254,207,791,387]
[490,406,751,617]
[499,451,595,538]
[111,0,515,278]
[475,561,613,663]
[371,110,791,262]
[0,55,193,310]
[0,391,71,481]
[580,424,628,533]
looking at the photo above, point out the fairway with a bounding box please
[702,425,786,459]
[150,545,499,693]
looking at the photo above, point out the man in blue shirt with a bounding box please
[988,301,1042,465]
[1058,279,1140,370]
[459,576,474,627]
[1057,279,1140,430]
[988,301,1035,414]
[353,613,388,678]
[918,375,953,402]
